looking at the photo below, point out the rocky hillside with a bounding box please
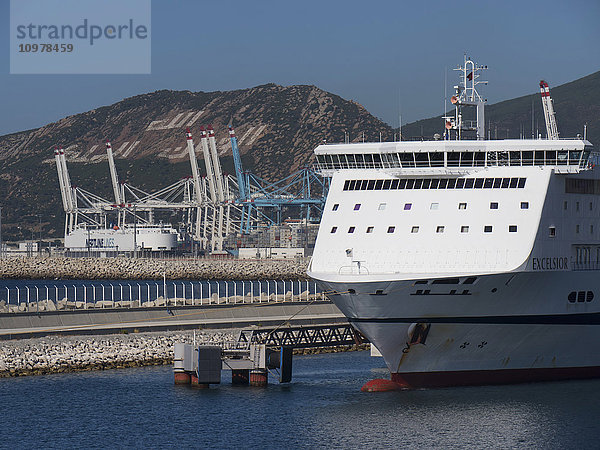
[0,84,393,240]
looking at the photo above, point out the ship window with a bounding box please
[461,226,469,233]
[576,202,580,211]
[438,179,448,189]
[399,179,407,189]
[414,280,428,285]
[447,179,457,189]
[391,179,399,189]
[546,150,557,164]
[518,178,526,188]
[549,226,556,237]
[456,179,465,189]
[436,226,445,233]
[490,202,499,209]
[404,203,412,210]
[568,292,576,303]
[509,178,519,188]
[414,179,423,189]
[474,152,486,166]
[509,225,517,232]
[523,151,534,165]
[430,203,439,210]
[348,289,356,294]
[564,201,568,210]
[463,277,477,284]
[411,226,419,233]
[521,202,529,209]
[387,226,395,233]
[484,225,493,233]
[378,203,386,210]
[587,291,594,302]
[493,178,502,188]
[447,152,460,167]
[354,204,361,211]
[366,226,374,233]
[348,226,355,233]
[406,179,415,189]
[382,180,392,190]
[349,180,357,190]
[484,178,494,188]
[430,179,440,189]
[577,291,586,302]
[330,227,337,233]
[465,179,475,189]
[501,178,510,188]
[576,224,580,234]
[344,180,350,190]
[590,202,594,211]
[422,179,431,189]
[460,152,474,167]
[332,204,339,211]
[374,290,385,295]
[375,180,384,190]
[430,152,444,167]
[591,225,594,234]
[367,180,376,190]
[474,178,484,188]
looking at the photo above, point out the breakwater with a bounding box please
[0,330,367,377]
[0,256,309,280]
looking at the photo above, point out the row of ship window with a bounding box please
[316,149,591,170]
[330,225,518,234]
[568,291,594,303]
[342,177,527,191]
[333,201,530,211]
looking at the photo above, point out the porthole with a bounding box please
[568,292,576,303]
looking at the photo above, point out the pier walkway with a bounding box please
[0,301,345,339]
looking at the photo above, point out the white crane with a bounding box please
[539,80,559,140]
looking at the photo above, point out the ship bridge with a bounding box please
[314,139,593,175]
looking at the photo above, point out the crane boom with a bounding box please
[229,126,247,201]
[106,140,122,205]
[539,80,559,140]
[54,148,69,212]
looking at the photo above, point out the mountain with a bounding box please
[0,84,393,240]
[401,71,600,144]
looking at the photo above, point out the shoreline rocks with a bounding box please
[0,256,310,281]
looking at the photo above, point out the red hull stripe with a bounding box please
[391,366,600,388]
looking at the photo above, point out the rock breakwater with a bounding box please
[0,256,309,280]
[0,330,367,377]
[0,330,233,377]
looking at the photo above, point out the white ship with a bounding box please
[308,57,599,387]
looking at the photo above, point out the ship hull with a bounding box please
[312,271,600,387]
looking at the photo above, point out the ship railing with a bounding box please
[0,280,327,314]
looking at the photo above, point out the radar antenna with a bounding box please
[443,55,488,140]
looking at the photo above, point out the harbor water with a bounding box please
[2,350,599,448]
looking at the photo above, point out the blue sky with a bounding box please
[1,0,599,136]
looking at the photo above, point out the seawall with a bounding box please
[0,256,309,280]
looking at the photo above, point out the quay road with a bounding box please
[0,301,345,340]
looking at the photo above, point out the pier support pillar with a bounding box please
[190,373,209,389]
[174,371,191,385]
[250,369,268,387]
[232,369,250,385]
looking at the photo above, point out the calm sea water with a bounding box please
[1,351,599,449]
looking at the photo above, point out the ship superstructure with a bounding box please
[308,58,600,387]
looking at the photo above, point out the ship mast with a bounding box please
[443,55,488,140]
